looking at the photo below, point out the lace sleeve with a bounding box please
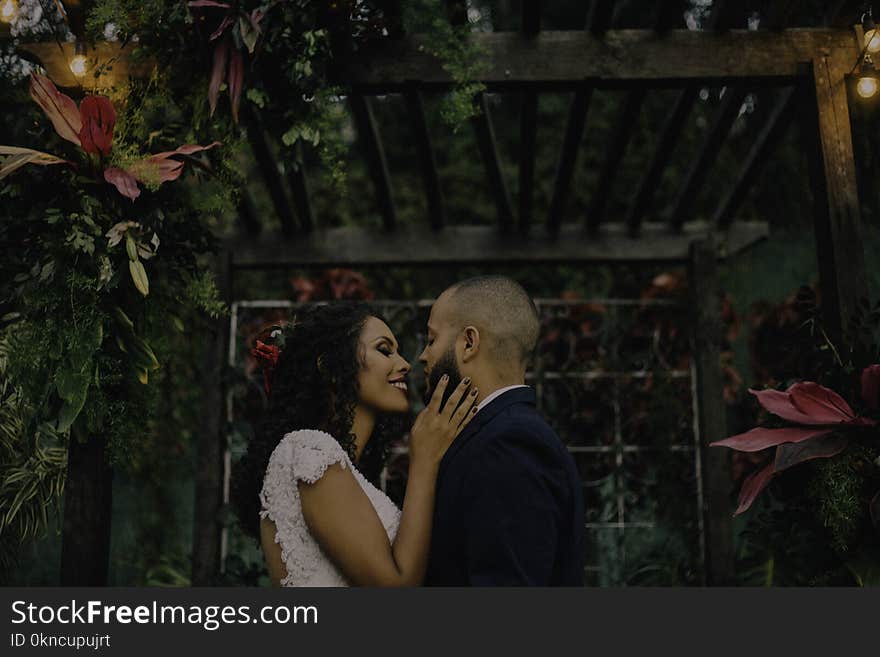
[259,429,349,520]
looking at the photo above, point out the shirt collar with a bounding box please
[476,384,529,411]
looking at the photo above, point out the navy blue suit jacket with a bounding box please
[424,387,584,586]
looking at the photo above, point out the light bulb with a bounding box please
[69,54,88,77]
[858,75,879,99]
[0,0,19,23]
[866,29,880,53]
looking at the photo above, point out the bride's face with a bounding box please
[356,316,411,414]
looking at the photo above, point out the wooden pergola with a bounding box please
[20,1,869,586]
[189,0,874,587]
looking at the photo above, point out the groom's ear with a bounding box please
[461,326,480,362]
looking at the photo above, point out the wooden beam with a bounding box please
[546,85,592,235]
[229,221,768,268]
[688,240,735,586]
[350,94,397,232]
[246,114,298,238]
[237,190,262,236]
[191,250,231,585]
[404,88,445,230]
[472,94,515,232]
[340,30,858,90]
[60,431,112,585]
[712,88,796,228]
[804,53,870,341]
[586,88,646,233]
[668,86,749,231]
[285,143,314,233]
[624,85,698,236]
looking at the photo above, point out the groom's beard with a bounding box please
[424,345,462,411]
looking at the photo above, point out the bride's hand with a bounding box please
[409,376,478,468]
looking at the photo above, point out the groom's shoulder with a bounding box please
[477,403,566,460]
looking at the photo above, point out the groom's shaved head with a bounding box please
[440,276,539,370]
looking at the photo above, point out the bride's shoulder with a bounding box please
[269,429,350,484]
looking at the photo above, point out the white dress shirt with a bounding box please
[476,384,529,411]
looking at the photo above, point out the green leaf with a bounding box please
[129,259,149,297]
[112,306,135,332]
[56,365,89,403]
[57,393,87,433]
[125,234,138,262]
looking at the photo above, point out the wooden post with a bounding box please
[191,250,231,585]
[689,240,735,586]
[60,429,113,585]
[806,52,870,341]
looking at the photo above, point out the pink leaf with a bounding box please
[861,365,880,412]
[126,141,221,185]
[711,426,832,452]
[750,383,854,425]
[788,381,856,422]
[78,96,117,156]
[0,146,68,179]
[187,1,232,8]
[228,48,244,124]
[29,73,82,147]
[773,434,849,472]
[734,463,775,516]
[210,15,235,41]
[104,167,141,200]
[209,39,229,116]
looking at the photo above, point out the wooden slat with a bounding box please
[404,88,445,230]
[764,0,799,31]
[588,0,616,35]
[519,90,538,234]
[654,0,686,32]
[805,52,870,341]
[229,221,769,268]
[624,85,698,236]
[473,94,516,231]
[688,240,735,586]
[668,86,749,231]
[707,0,745,31]
[339,30,858,90]
[191,250,231,585]
[237,191,262,236]
[286,143,314,233]
[246,113,298,237]
[522,0,542,36]
[712,88,796,228]
[586,88,646,233]
[350,93,397,232]
[546,85,592,235]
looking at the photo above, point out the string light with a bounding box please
[0,0,19,24]
[864,8,880,53]
[69,42,88,78]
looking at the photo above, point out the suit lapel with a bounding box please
[437,387,536,480]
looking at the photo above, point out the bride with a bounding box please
[233,303,477,586]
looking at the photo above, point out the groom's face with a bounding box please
[419,295,463,409]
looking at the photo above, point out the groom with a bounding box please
[419,276,584,586]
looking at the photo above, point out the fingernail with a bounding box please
[442,374,448,381]
[463,377,471,384]
[470,388,478,396]
[471,407,478,413]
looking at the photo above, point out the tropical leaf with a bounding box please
[28,73,82,146]
[129,259,149,296]
[228,47,244,123]
[0,146,67,180]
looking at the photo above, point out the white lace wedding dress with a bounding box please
[259,429,401,586]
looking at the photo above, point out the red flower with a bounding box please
[78,96,116,156]
[250,340,280,395]
[711,381,876,515]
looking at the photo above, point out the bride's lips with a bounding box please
[388,376,408,393]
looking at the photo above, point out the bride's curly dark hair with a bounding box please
[233,302,406,540]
